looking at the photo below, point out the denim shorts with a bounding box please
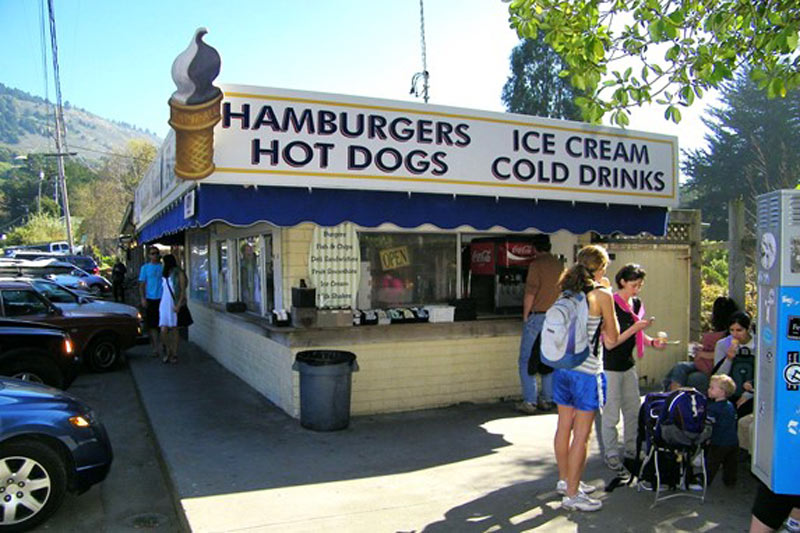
[553,369,607,412]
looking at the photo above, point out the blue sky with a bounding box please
[1,0,712,153]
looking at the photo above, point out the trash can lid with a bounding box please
[295,350,356,366]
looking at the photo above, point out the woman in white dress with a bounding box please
[158,254,187,364]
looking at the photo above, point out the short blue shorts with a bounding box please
[552,369,607,412]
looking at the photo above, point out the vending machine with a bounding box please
[754,189,800,494]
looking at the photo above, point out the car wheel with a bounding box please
[0,440,67,531]
[86,335,120,372]
[0,354,64,389]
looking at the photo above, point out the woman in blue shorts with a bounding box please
[553,245,620,512]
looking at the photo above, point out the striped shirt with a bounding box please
[574,314,603,375]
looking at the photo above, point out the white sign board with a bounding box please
[205,84,679,207]
[308,223,360,309]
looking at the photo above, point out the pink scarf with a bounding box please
[614,292,646,358]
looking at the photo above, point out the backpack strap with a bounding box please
[583,284,603,358]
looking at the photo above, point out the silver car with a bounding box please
[26,278,140,320]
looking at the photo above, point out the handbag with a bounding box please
[166,276,193,327]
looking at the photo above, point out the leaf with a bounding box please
[681,86,695,105]
[788,31,799,51]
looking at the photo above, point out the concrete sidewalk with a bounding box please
[127,341,757,532]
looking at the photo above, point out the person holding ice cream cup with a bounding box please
[600,263,666,471]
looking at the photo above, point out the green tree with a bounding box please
[502,37,582,120]
[5,213,74,245]
[71,140,156,255]
[682,69,800,239]
[507,0,800,125]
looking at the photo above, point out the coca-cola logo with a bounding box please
[472,249,492,263]
[509,244,534,256]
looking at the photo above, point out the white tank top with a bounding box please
[574,314,603,375]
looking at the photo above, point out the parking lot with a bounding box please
[33,363,180,532]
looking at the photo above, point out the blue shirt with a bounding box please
[139,263,164,300]
[707,399,738,447]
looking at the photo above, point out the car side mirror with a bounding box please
[78,296,91,304]
[49,305,63,316]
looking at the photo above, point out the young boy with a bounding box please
[706,374,739,487]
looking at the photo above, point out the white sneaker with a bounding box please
[562,491,602,512]
[556,479,597,495]
[637,480,654,491]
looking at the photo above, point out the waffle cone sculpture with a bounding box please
[169,28,222,180]
[169,93,222,179]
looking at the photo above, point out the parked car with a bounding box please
[8,252,98,274]
[0,377,112,531]
[0,259,109,296]
[24,278,141,320]
[0,280,139,372]
[0,319,79,389]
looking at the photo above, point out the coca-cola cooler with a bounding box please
[468,237,537,314]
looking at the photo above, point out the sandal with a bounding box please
[161,353,169,364]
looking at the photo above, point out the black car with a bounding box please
[0,319,79,389]
[0,377,113,530]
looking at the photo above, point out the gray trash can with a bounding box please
[292,350,358,431]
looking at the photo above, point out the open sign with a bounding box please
[380,246,410,270]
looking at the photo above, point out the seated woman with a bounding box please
[662,296,738,392]
[713,310,756,418]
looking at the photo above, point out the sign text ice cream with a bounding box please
[207,85,679,207]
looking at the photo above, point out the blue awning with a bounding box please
[138,184,667,242]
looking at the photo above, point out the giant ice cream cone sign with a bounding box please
[169,28,222,180]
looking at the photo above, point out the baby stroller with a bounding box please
[635,388,713,507]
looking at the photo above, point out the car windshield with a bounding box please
[30,280,78,304]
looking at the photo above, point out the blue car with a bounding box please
[0,378,112,531]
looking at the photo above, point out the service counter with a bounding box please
[189,302,522,419]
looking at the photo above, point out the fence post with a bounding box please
[728,199,746,309]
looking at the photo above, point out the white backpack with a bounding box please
[540,290,601,369]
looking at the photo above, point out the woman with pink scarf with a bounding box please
[601,264,666,471]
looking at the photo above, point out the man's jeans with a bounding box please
[519,313,553,404]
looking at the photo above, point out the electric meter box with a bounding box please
[754,189,800,494]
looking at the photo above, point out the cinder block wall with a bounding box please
[296,336,520,415]
[281,223,314,307]
[189,304,297,416]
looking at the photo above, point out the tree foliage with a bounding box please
[507,0,800,125]
[71,140,156,254]
[682,69,800,240]
[502,37,582,120]
[5,213,74,245]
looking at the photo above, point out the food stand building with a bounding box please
[134,83,688,419]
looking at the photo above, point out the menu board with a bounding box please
[308,223,361,308]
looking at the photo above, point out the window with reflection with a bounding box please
[188,233,209,302]
[358,233,457,308]
[212,241,228,304]
[238,236,262,313]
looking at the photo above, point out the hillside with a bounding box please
[0,83,161,164]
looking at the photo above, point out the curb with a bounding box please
[125,351,193,533]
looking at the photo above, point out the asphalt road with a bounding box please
[34,361,181,532]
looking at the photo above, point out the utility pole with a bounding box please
[47,0,74,254]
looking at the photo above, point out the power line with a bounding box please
[69,144,155,162]
[38,0,55,149]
